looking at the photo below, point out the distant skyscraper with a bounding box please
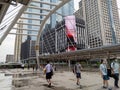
[79,0,120,48]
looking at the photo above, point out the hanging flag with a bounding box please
[65,15,77,51]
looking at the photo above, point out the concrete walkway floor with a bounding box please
[6,70,120,90]
[1,69,120,90]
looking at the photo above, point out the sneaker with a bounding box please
[48,83,51,87]
[76,82,80,85]
[103,86,107,89]
[80,85,82,89]
[108,88,112,90]
[76,82,79,85]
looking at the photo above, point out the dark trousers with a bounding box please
[113,73,119,87]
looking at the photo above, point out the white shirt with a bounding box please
[100,64,107,75]
[45,64,52,73]
[111,62,119,74]
[74,64,81,73]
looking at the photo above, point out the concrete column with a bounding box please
[68,60,71,71]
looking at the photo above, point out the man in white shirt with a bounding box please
[44,61,53,87]
[111,59,119,88]
[74,62,82,86]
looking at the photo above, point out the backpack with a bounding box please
[50,65,53,76]
[107,62,114,77]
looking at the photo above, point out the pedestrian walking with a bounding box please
[21,64,24,70]
[32,65,35,72]
[74,62,82,86]
[35,65,38,71]
[53,65,56,71]
[44,61,53,87]
[111,58,119,88]
[100,59,109,89]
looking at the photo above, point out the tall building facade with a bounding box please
[56,17,86,52]
[40,17,86,54]
[79,0,120,48]
[21,36,31,61]
[40,28,55,54]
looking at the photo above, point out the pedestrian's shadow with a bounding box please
[96,86,116,90]
[42,84,55,88]
[76,85,87,89]
[42,84,71,90]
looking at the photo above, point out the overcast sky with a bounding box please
[0,0,120,62]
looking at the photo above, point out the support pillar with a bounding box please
[35,44,40,72]
[68,60,71,71]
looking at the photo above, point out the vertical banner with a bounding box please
[65,15,77,51]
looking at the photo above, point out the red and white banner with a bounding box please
[65,15,77,51]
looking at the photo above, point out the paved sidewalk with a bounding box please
[1,69,120,90]
[5,70,120,90]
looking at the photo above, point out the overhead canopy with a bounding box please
[0,0,30,5]
[14,0,30,5]
[39,44,120,60]
[0,1,10,23]
[0,0,30,23]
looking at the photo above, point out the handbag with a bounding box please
[50,69,53,76]
[107,62,115,77]
[107,68,114,77]
[107,68,112,77]
[50,65,53,76]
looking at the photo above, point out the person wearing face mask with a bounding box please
[100,59,109,89]
[111,58,120,88]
